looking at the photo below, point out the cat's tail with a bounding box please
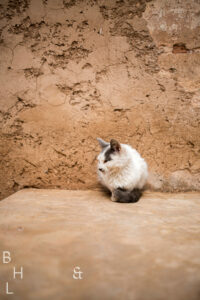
[113,188,142,203]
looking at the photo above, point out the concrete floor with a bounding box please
[0,189,200,300]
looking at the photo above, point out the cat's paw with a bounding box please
[111,193,118,202]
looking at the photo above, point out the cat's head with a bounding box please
[97,138,126,173]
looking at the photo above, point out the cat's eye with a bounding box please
[104,159,107,163]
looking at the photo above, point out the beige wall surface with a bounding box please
[0,0,200,199]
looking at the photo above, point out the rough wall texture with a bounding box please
[0,0,200,199]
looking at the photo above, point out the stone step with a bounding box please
[0,189,200,300]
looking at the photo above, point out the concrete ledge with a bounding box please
[0,189,200,300]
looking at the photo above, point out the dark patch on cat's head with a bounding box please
[104,147,114,163]
[110,139,121,152]
[104,139,121,162]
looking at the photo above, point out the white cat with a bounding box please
[97,138,148,203]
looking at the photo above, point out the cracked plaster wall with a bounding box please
[0,0,200,199]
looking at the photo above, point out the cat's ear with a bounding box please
[97,138,109,149]
[110,139,121,152]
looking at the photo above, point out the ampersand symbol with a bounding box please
[73,266,83,279]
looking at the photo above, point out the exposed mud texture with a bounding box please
[0,0,200,199]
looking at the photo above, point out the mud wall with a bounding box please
[0,0,200,199]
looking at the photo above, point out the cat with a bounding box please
[97,138,148,203]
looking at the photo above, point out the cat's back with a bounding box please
[123,143,148,189]
[123,143,148,170]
